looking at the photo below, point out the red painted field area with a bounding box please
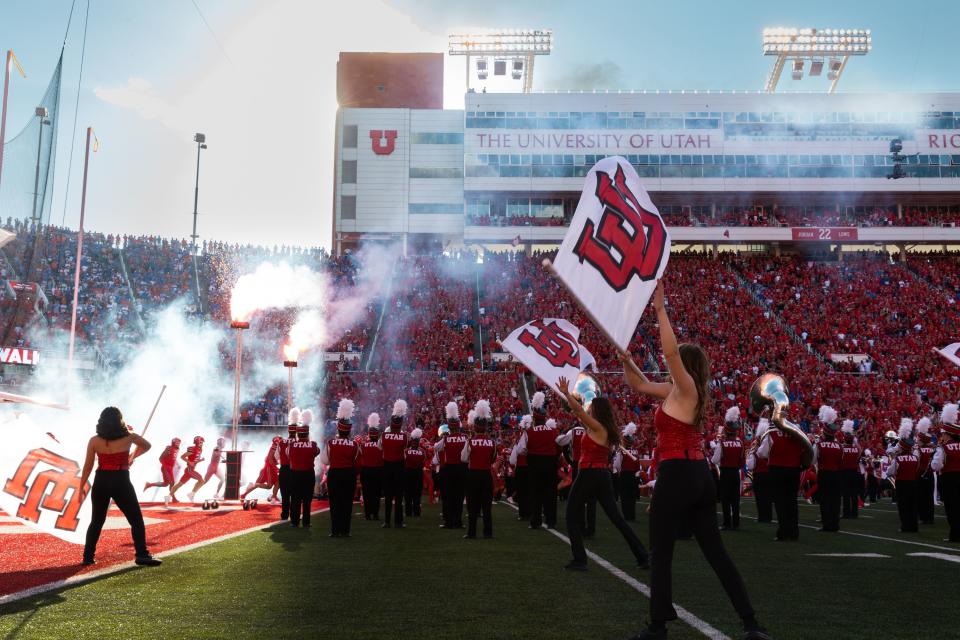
[0,500,327,601]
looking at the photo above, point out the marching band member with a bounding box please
[144,436,180,493]
[510,415,532,520]
[864,449,880,505]
[518,391,560,530]
[322,400,360,537]
[813,407,843,532]
[288,410,320,528]
[712,407,746,531]
[404,428,426,517]
[614,423,641,522]
[557,417,596,534]
[931,404,960,542]
[886,418,919,533]
[462,399,496,539]
[435,402,467,529]
[915,417,936,524]
[757,417,803,542]
[278,409,300,520]
[381,400,409,529]
[555,377,648,572]
[241,436,282,503]
[188,436,227,503]
[747,419,773,523]
[169,436,205,503]
[359,413,384,521]
[840,421,862,518]
[620,282,766,640]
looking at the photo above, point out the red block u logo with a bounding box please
[370,130,397,155]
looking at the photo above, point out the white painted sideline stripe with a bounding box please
[0,507,329,607]
[500,503,729,640]
[806,553,890,558]
[907,552,960,564]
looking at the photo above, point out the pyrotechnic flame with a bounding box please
[230,262,328,322]
[282,342,300,362]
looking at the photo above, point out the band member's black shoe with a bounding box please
[743,628,772,640]
[563,561,587,571]
[81,557,95,566]
[637,556,650,570]
[134,555,162,567]
[382,522,391,528]
[629,623,667,639]
[463,534,476,539]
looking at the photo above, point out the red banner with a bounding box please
[791,227,859,241]
[7,281,36,294]
[0,347,40,366]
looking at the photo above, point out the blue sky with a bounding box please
[0,0,957,249]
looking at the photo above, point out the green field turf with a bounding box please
[1,496,958,640]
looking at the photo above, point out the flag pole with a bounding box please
[140,385,167,436]
[67,127,94,401]
[0,50,26,211]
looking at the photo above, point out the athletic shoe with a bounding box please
[186,492,196,503]
[267,496,280,505]
[744,626,772,640]
[463,534,476,539]
[563,561,587,571]
[134,555,162,567]
[143,482,150,492]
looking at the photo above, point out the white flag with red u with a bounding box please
[551,156,671,351]
[935,342,960,368]
[501,319,595,393]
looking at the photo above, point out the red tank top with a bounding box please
[404,447,425,469]
[443,434,468,465]
[840,443,861,470]
[572,428,585,462]
[381,431,407,462]
[527,424,559,456]
[97,451,130,471]
[895,454,919,481]
[816,441,843,471]
[467,437,496,471]
[579,435,611,468]
[654,407,703,460]
[719,438,745,468]
[942,443,960,473]
[327,438,358,469]
[767,430,802,468]
[360,440,383,467]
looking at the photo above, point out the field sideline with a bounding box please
[1,496,958,640]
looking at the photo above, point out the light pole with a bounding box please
[190,132,207,253]
[0,50,26,211]
[32,106,50,225]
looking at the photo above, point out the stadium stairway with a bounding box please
[192,254,207,316]
[116,246,147,335]
[727,264,831,368]
[361,267,393,372]
[472,264,485,368]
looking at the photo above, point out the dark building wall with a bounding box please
[337,52,444,109]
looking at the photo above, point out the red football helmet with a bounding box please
[171,437,181,447]
[272,435,282,445]
[194,436,205,446]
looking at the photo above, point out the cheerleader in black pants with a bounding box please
[555,377,648,572]
[622,282,769,640]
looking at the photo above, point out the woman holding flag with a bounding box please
[620,282,768,640]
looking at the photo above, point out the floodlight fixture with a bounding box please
[762,27,871,93]
[449,29,553,93]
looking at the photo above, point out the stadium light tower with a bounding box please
[762,28,871,93]
[448,29,553,93]
[190,132,207,253]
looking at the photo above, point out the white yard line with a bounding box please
[500,502,730,640]
[806,553,890,558]
[0,508,329,607]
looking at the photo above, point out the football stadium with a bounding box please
[0,3,958,639]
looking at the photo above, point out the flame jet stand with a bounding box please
[283,357,297,411]
[224,320,250,501]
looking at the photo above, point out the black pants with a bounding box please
[649,460,754,623]
[753,471,773,523]
[817,469,841,532]
[278,465,292,520]
[466,469,493,537]
[572,463,597,534]
[841,469,859,518]
[719,468,741,529]
[382,461,404,526]
[618,470,639,522]
[84,470,148,560]
[918,473,935,523]
[896,478,919,532]
[527,455,558,528]
[327,467,356,536]
[867,474,880,504]
[515,466,530,519]
[404,467,423,516]
[443,464,467,528]
[567,468,646,565]
[768,466,801,540]
[941,472,960,542]
[289,469,315,527]
[360,467,382,519]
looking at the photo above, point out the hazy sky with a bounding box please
[1,0,957,250]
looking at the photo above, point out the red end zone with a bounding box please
[0,500,328,603]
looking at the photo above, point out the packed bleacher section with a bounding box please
[0,219,957,454]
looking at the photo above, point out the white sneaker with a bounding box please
[163,495,171,505]
[213,494,222,501]
[187,492,196,503]
[267,496,280,504]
